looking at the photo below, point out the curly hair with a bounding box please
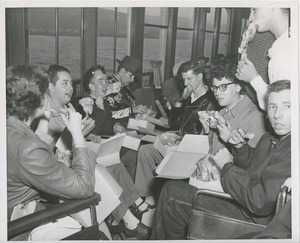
[83,65,106,93]
[6,65,49,121]
[47,64,70,85]
[209,61,240,86]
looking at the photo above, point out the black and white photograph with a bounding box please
[1,0,299,242]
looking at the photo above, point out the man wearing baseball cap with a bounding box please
[108,56,148,126]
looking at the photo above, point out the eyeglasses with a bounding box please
[211,82,235,93]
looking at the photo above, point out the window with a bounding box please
[204,8,232,60]
[58,8,81,79]
[144,8,168,75]
[97,7,128,75]
[28,8,55,69]
[204,8,215,60]
[175,8,194,64]
[28,8,82,79]
[218,8,232,55]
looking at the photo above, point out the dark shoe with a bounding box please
[124,222,152,240]
[105,216,126,234]
[129,199,156,220]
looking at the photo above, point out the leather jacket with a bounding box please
[7,116,95,220]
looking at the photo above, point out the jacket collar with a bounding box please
[7,116,38,138]
[221,95,252,118]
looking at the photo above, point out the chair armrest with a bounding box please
[8,193,101,240]
[192,189,232,210]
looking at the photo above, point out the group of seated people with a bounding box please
[7,7,293,241]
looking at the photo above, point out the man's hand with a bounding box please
[113,122,126,134]
[213,148,233,170]
[236,56,259,83]
[228,128,254,149]
[132,104,148,114]
[95,97,104,110]
[86,133,102,143]
[282,177,291,192]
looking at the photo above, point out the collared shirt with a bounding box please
[209,95,266,155]
[250,30,292,110]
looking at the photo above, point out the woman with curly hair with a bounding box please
[7,65,95,240]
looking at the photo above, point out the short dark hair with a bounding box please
[83,65,106,93]
[6,65,49,121]
[180,56,208,75]
[267,80,290,94]
[47,64,70,85]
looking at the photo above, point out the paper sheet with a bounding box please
[156,151,206,179]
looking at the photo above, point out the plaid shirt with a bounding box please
[247,31,276,85]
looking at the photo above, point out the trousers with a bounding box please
[150,180,252,240]
[135,144,163,197]
[106,162,140,222]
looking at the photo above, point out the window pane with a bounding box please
[177,8,194,29]
[220,8,232,33]
[218,33,229,55]
[143,26,164,73]
[175,30,193,64]
[116,8,129,72]
[97,7,115,74]
[145,7,168,26]
[204,32,213,60]
[206,8,215,31]
[28,8,55,69]
[58,8,81,79]
[97,8,128,74]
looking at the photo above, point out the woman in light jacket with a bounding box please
[7,65,95,240]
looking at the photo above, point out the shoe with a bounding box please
[105,216,126,234]
[124,222,152,240]
[130,198,156,220]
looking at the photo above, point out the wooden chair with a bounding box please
[8,193,108,241]
[187,186,291,239]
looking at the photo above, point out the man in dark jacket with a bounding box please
[134,56,220,201]
[108,56,148,127]
[150,80,291,240]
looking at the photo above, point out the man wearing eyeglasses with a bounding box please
[151,80,291,240]
[199,61,266,155]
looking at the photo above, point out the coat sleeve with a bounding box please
[19,142,95,199]
[250,76,268,111]
[221,139,291,216]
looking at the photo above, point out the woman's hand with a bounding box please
[61,108,85,146]
[36,102,51,134]
[216,120,232,143]
[198,112,211,134]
